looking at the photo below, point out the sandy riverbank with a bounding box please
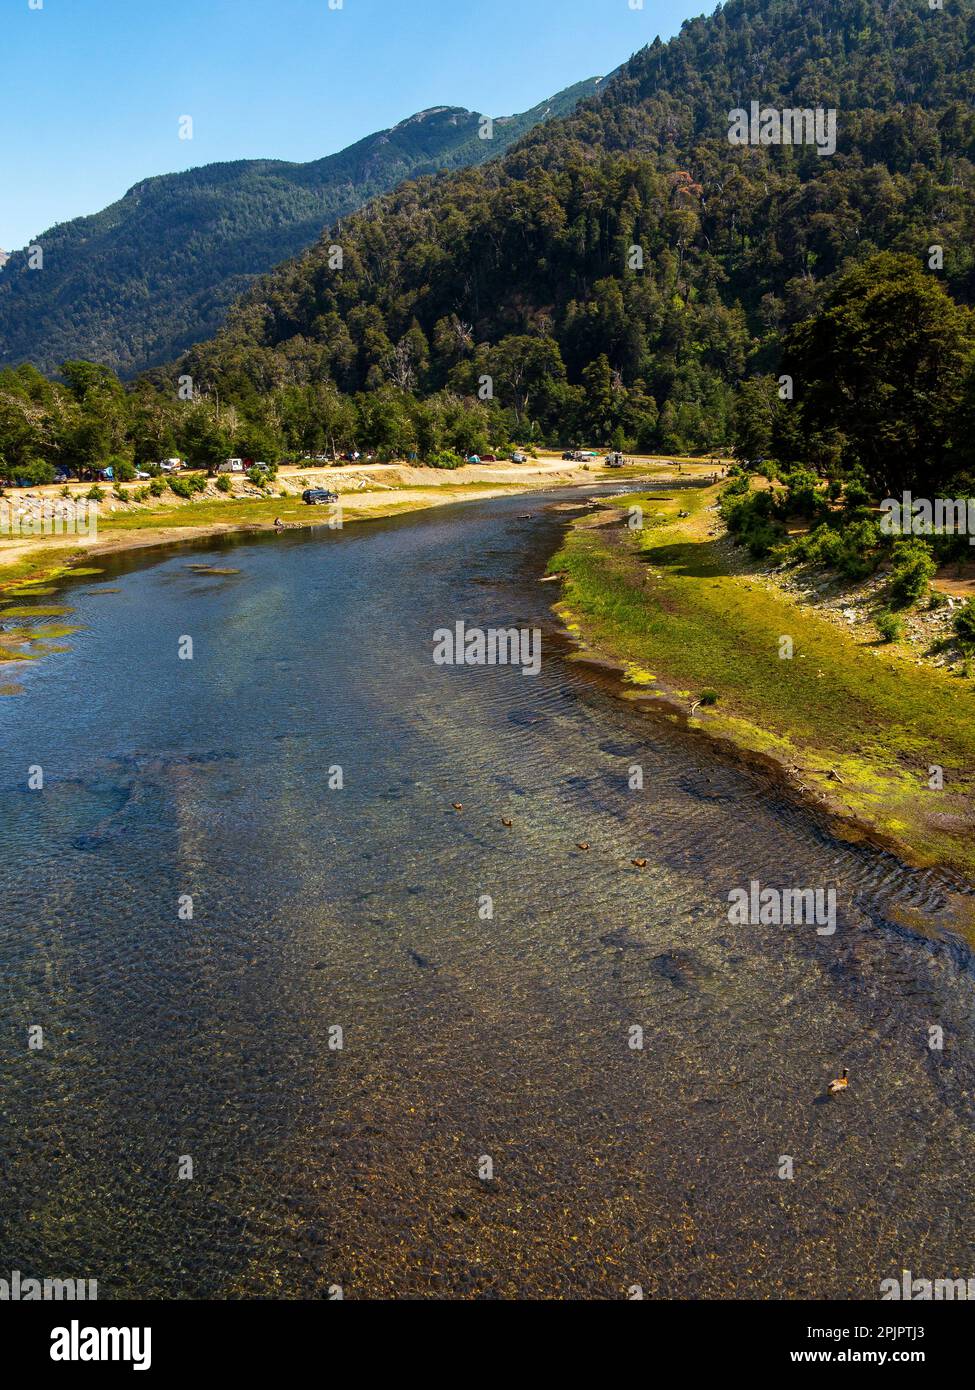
[0,453,721,585]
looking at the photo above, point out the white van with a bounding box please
[159,457,183,473]
[218,458,245,473]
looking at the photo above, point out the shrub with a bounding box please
[935,529,974,567]
[876,610,903,643]
[722,475,750,498]
[790,519,881,580]
[781,468,824,519]
[888,538,937,609]
[168,476,193,498]
[426,449,464,470]
[744,521,782,557]
[844,480,870,513]
[149,478,166,497]
[13,459,55,486]
[215,474,232,493]
[721,488,786,556]
[953,598,975,650]
[86,484,104,502]
[244,462,278,487]
[109,457,136,482]
[699,689,719,706]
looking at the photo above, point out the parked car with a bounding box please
[302,488,339,505]
[480,454,497,462]
[159,458,183,474]
[605,451,625,468]
[511,451,527,463]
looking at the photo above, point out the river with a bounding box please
[1,488,973,1298]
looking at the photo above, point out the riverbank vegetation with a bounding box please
[551,481,975,880]
[718,252,975,659]
[0,359,549,483]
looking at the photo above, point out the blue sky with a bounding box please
[0,0,705,252]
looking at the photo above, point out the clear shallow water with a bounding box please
[1,490,974,1299]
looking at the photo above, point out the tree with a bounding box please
[580,355,616,441]
[178,402,234,473]
[486,336,566,421]
[70,412,113,480]
[780,253,975,495]
[732,377,783,462]
[9,458,55,486]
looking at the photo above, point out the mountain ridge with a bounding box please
[0,77,602,378]
[179,0,975,455]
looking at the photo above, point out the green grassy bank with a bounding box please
[549,485,975,884]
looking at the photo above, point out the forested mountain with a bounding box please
[0,78,600,378]
[3,0,975,484]
[179,0,975,455]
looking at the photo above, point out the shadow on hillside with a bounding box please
[641,539,725,580]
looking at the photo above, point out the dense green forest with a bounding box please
[0,78,600,378]
[2,0,974,484]
[170,0,975,461]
